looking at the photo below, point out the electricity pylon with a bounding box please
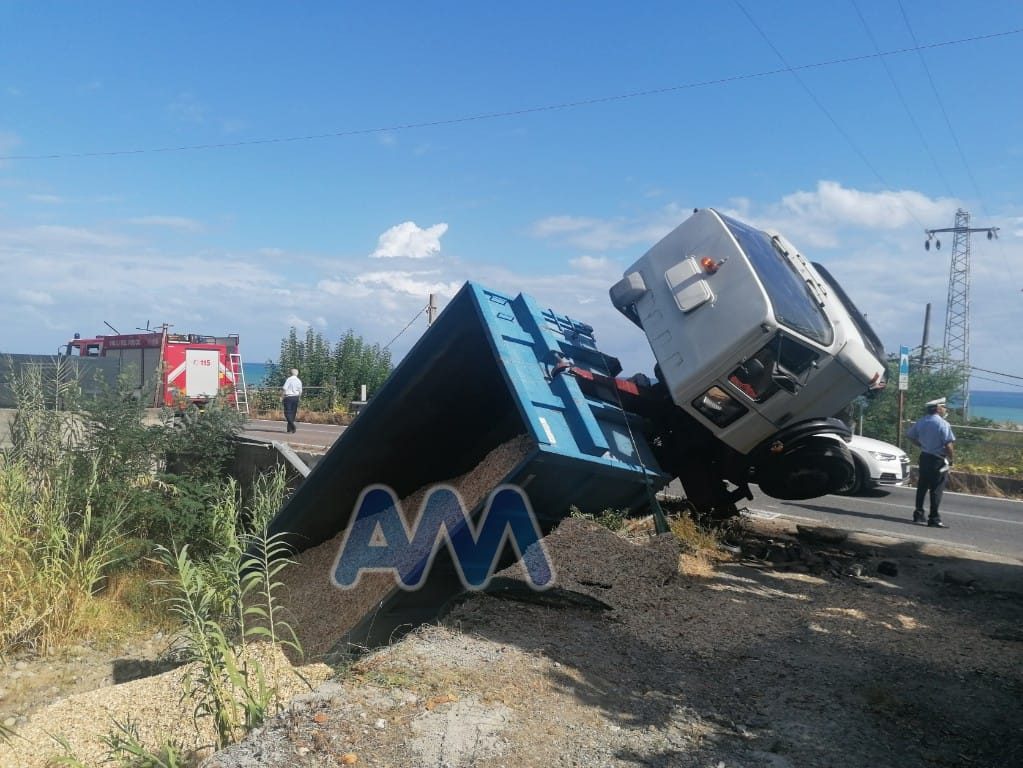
[924,209,999,417]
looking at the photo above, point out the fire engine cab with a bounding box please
[64,329,244,409]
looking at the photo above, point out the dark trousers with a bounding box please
[282,395,300,433]
[915,452,947,519]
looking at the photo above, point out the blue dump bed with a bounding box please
[268,281,669,554]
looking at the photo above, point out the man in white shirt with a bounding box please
[282,368,303,434]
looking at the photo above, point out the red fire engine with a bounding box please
[64,329,245,409]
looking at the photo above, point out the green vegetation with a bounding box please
[569,505,628,532]
[255,327,393,414]
[851,354,1023,477]
[1,357,302,764]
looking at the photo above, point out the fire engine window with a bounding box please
[719,214,834,346]
[86,344,101,356]
[692,385,748,427]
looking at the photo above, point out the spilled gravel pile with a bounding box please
[205,517,1023,767]
[3,503,1021,767]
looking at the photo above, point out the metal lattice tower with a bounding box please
[924,209,999,416]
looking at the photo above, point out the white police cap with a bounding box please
[925,397,946,408]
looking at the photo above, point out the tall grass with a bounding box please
[3,358,303,761]
[0,453,127,654]
[0,356,249,657]
[156,467,299,750]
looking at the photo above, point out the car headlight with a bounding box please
[868,451,898,461]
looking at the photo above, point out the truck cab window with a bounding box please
[720,213,834,346]
[729,336,819,402]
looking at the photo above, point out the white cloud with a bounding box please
[28,193,63,204]
[167,92,206,124]
[285,314,311,331]
[0,224,136,249]
[530,205,687,251]
[128,215,204,232]
[16,288,54,305]
[0,130,21,163]
[370,221,448,259]
[317,277,374,300]
[721,181,959,249]
[569,255,614,273]
[356,270,462,298]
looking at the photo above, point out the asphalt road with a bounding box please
[241,418,345,452]
[743,484,1023,561]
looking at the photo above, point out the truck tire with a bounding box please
[756,435,855,501]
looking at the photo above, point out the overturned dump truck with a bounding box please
[267,208,887,650]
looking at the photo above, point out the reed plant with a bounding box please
[0,452,128,655]
[155,467,299,750]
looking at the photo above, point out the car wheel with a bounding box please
[837,460,865,496]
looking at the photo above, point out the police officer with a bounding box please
[906,397,956,528]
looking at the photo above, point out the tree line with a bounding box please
[263,327,393,402]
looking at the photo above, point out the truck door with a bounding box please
[185,348,220,398]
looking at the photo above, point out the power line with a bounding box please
[1,27,1020,162]
[382,304,427,351]
[970,374,1023,390]
[898,1,988,208]
[897,2,1018,290]
[734,0,930,231]
[970,365,1023,382]
[850,0,955,198]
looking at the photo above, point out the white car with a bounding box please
[837,434,911,495]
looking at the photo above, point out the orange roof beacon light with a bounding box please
[700,256,724,274]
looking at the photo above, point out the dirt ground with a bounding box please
[3,515,1022,768]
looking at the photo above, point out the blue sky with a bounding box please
[2,1,1021,392]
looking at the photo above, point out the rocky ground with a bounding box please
[2,515,1022,768]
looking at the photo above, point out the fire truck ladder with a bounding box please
[229,353,250,416]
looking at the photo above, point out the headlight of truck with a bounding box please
[692,385,748,427]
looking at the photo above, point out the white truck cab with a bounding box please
[611,208,886,455]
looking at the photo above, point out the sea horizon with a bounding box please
[964,390,1023,426]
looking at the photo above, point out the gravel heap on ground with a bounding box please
[5,510,1021,767]
[0,643,332,768]
[204,516,1023,768]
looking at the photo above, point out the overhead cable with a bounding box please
[383,305,428,351]
[0,27,1020,162]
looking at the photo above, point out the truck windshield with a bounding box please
[720,213,834,346]
[811,262,886,366]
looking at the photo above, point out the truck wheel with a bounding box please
[756,436,854,501]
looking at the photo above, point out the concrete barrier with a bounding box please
[231,438,324,502]
[908,466,1023,498]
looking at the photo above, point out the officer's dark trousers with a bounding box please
[915,452,947,519]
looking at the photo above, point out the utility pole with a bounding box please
[427,293,437,326]
[924,209,999,418]
[919,303,931,368]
